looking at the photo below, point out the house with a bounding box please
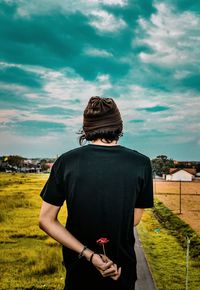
[166,168,195,181]
[169,168,196,175]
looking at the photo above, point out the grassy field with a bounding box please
[0,173,66,289]
[154,180,200,234]
[0,173,200,289]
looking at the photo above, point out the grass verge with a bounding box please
[153,200,200,260]
[137,199,200,290]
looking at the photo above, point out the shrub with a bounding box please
[153,199,200,260]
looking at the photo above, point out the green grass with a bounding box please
[137,201,200,290]
[0,173,66,289]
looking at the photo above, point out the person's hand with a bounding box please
[91,253,121,280]
[99,262,121,280]
[110,266,121,280]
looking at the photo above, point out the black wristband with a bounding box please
[78,246,87,259]
[89,252,95,263]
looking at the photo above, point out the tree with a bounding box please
[7,155,25,167]
[151,155,174,176]
[40,159,49,172]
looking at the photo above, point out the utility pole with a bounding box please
[179,179,182,214]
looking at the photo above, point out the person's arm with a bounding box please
[134,158,154,227]
[134,208,144,226]
[39,201,90,256]
[39,201,121,279]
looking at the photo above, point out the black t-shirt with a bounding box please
[40,144,153,290]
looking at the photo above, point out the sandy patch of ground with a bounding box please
[154,180,200,234]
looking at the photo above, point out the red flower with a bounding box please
[96,237,109,257]
[96,237,110,245]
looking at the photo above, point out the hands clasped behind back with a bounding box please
[91,253,121,281]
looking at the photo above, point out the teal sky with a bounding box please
[0,0,200,160]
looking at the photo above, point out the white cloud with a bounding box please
[87,0,127,6]
[101,0,127,5]
[0,109,18,123]
[186,123,200,132]
[0,62,108,105]
[136,3,200,67]
[14,0,127,18]
[0,62,113,130]
[174,70,191,80]
[14,0,127,34]
[106,81,200,143]
[0,130,77,157]
[96,74,110,82]
[89,10,127,32]
[84,47,113,57]
[0,82,28,94]
[0,61,21,69]
[42,69,104,105]
[10,63,197,145]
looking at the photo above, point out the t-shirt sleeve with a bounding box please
[135,158,154,208]
[40,159,65,206]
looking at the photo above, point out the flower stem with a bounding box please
[102,244,106,256]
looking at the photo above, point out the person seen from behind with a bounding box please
[39,96,154,290]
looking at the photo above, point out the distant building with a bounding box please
[166,168,195,181]
[44,162,54,172]
[169,168,196,175]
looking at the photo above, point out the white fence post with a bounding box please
[185,237,190,290]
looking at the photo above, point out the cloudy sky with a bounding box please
[0,0,200,160]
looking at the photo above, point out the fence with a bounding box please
[153,179,200,234]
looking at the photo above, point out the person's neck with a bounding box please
[91,139,118,146]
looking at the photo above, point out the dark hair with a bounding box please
[77,127,123,146]
[77,96,123,145]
